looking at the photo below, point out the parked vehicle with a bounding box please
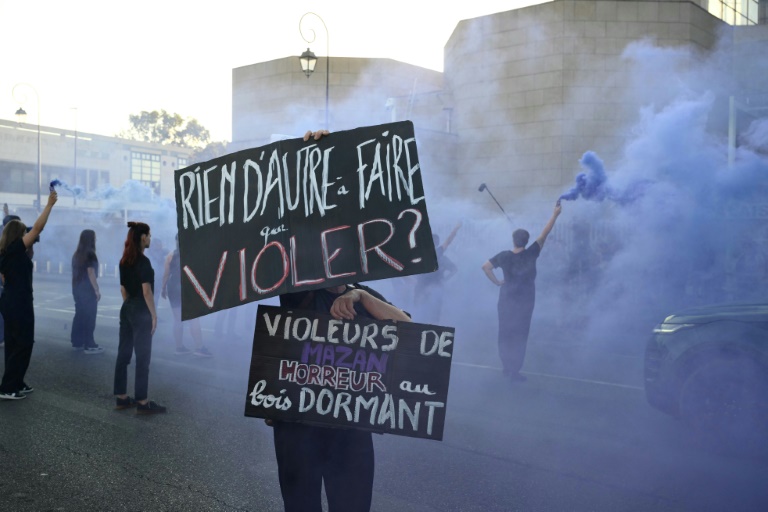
[644,302,768,442]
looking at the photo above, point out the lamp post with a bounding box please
[12,83,42,211]
[299,12,329,130]
[72,107,78,205]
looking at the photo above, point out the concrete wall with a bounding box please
[444,0,725,208]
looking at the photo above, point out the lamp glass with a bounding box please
[299,48,318,77]
[15,107,27,123]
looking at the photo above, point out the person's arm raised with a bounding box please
[535,200,562,249]
[22,190,57,248]
[441,221,463,251]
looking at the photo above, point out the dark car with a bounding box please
[644,302,768,441]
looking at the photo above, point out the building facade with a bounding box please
[0,119,193,219]
[231,0,768,210]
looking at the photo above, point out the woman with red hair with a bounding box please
[113,221,166,414]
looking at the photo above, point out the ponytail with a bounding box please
[120,221,150,267]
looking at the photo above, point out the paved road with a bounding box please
[1,272,767,511]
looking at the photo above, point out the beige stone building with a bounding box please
[231,0,768,210]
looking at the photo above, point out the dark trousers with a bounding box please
[71,285,98,348]
[273,422,374,512]
[0,313,35,393]
[114,299,153,401]
[497,296,535,375]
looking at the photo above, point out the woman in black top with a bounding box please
[0,190,58,400]
[71,229,103,354]
[113,221,166,414]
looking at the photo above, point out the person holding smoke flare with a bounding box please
[268,130,412,512]
[0,190,58,400]
[70,229,104,354]
[482,200,562,382]
[161,234,212,357]
[113,221,166,414]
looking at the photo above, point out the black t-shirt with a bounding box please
[72,252,98,288]
[167,250,181,295]
[0,238,34,315]
[280,283,390,319]
[120,254,154,300]
[490,242,542,299]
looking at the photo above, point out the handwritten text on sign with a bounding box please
[174,122,437,320]
[244,305,454,441]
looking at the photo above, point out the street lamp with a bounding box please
[72,107,78,205]
[299,12,329,130]
[12,83,42,211]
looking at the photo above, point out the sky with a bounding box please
[0,0,543,143]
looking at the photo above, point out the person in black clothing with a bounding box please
[161,234,211,357]
[113,221,166,414]
[0,190,58,400]
[482,200,562,382]
[274,283,411,512]
[413,221,461,324]
[71,229,104,354]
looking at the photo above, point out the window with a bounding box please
[131,151,161,195]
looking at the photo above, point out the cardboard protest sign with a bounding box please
[245,305,454,441]
[174,121,437,320]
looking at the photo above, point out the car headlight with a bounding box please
[652,323,695,334]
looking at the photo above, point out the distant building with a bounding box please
[0,119,193,220]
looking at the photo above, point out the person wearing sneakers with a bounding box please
[113,222,166,414]
[161,234,211,358]
[71,229,104,354]
[0,190,58,400]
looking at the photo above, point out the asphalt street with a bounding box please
[1,272,767,512]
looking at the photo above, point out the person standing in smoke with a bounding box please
[413,222,462,324]
[161,234,212,357]
[481,200,562,382]
[71,229,104,354]
[0,190,57,400]
[113,222,166,414]
[268,130,412,512]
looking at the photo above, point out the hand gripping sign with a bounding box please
[174,121,437,320]
[245,305,454,441]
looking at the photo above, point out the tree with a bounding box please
[189,141,230,165]
[119,110,212,149]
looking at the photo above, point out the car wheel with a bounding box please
[678,359,768,448]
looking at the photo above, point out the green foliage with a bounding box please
[189,141,230,165]
[119,110,212,149]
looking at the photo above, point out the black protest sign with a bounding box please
[174,122,437,320]
[244,305,454,441]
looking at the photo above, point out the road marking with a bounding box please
[452,361,644,391]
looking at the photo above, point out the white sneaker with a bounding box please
[84,346,105,354]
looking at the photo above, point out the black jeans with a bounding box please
[273,422,374,512]
[0,312,35,393]
[114,299,153,401]
[71,284,98,348]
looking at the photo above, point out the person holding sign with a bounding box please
[481,200,562,382]
[273,282,411,512]
[113,222,166,414]
[267,128,411,512]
